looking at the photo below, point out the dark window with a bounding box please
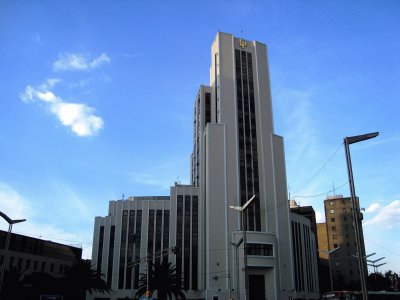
[176,196,183,287]
[34,260,38,270]
[26,259,31,269]
[97,226,105,275]
[118,210,128,289]
[184,196,191,290]
[107,225,116,288]
[235,49,260,232]
[331,218,335,222]
[148,210,155,255]
[134,210,142,288]
[245,243,273,256]
[155,210,163,262]
[41,261,45,271]
[126,210,136,289]
[162,210,170,264]
[192,196,198,290]
[18,258,23,270]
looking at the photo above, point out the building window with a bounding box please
[34,260,38,270]
[97,226,104,275]
[245,243,273,256]
[331,218,335,222]
[332,226,336,231]
[333,235,337,240]
[330,201,334,206]
[9,257,14,268]
[330,209,335,214]
[334,243,338,248]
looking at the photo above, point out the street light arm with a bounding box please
[11,219,26,224]
[0,212,12,224]
[229,195,256,211]
[345,132,379,145]
[242,195,256,211]
[0,211,26,224]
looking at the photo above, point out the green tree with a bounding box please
[63,259,110,300]
[367,272,391,291]
[135,260,186,300]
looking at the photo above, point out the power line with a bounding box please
[12,230,92,246]
[365,237,400,257]
[292,142,343,195]
[293,181,348,199]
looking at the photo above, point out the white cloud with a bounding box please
[21,80,103,137]
[0,182,30,221]
[365,203,381,213]
[0,181,93,259]
[364,200,400,229]
[53,52,110,72]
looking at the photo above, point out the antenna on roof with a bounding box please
[332,182,336,196]
[122,193,125,200]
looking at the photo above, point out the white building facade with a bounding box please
[90,32,319,300]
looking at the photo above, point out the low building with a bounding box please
[0,230,82,277]
[290,201,320,299]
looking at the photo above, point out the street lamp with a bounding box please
[344,131,379,300]
[230,195,256,300]
[367,257,386,273]
[0,211,26,295]
[230,237,243,300]
[318,246,341,291]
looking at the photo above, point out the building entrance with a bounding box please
[249,274,265,300]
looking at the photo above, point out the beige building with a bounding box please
[317,195,366,291]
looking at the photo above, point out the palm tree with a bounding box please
[63,259,110,300]
[135,259,186,300]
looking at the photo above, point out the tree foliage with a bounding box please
[135,259,186,300]
[0,259,110,300]
[367,271,400,291]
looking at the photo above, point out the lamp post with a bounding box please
[230,237,243,300]
[0,211,26,295]
[344,132,379,300]
[230,195,256,300]
[318,246,341,291]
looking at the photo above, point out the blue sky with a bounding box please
[1,1,399,271]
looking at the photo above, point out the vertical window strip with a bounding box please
[97,226,104,276]
[118,211,128,289]
[162,210,170,264]
[191,196,198,290]
[184,195,191,290]
[247,52,261,231]
[134,210,142,288]
[176,196,183,286]
[155,210,163,263]
[126,210,136,289]
[107,225,116,288]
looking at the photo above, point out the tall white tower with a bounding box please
[192,32,295,300]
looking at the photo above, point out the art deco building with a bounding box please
[89,32,312,300]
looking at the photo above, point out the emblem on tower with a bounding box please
[239,39,247,48]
